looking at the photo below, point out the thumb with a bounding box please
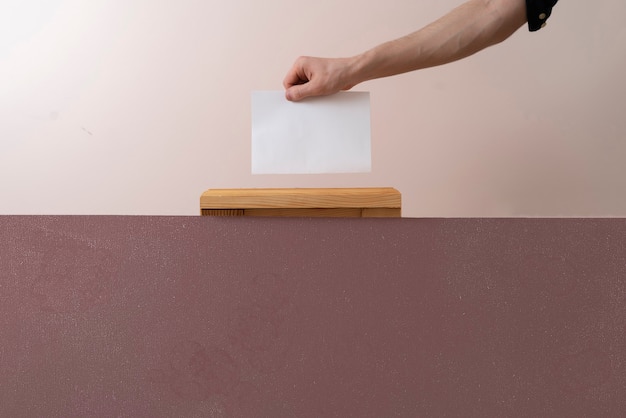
[285,84,312,102]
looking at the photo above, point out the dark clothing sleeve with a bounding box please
[526,0,559,31]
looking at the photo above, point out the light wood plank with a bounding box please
[200,188,401,210]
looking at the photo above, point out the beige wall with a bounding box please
[1,0,625,216]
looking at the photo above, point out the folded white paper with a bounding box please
[251,91,371,174]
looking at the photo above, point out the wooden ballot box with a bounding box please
[200,188,401,218]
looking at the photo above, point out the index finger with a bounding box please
[283,57,309,89]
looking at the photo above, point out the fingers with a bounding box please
[283,57,312,101]
[285,78,332,102]
[283,56,355,101]
[285,83,312,102]
[283,56,310,89]
[283,56,332,102]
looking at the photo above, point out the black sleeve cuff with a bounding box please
[526,0,559,31]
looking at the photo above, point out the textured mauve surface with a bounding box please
[1,216,625,417]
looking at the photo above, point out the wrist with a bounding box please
[346,52,370,87]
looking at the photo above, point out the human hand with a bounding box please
[283,56,357,102]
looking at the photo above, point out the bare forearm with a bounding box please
[283,0,529,101]
[348,0,527,84]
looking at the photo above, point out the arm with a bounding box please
[284,0,528,101]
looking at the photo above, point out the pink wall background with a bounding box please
[1,1,625,216]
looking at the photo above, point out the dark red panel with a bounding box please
[1,216,624,417]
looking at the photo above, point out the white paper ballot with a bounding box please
[251,91,371,174]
